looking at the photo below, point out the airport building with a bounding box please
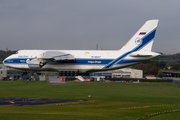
[90,68,143,79]
[0,64,22,80]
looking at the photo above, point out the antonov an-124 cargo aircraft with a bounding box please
[3,20,160,76]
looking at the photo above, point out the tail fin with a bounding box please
[120,20,159,52]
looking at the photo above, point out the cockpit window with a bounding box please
[16,51,19,54]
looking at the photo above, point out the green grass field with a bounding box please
[0,81,180,120]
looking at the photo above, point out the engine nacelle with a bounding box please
[28,59,46,69]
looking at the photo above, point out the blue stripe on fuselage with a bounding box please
[48,59,112,65]
[103,28,156,69]
[4,58,143,67]
[3,58,33,64]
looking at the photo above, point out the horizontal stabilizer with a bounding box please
[129,51,160,57]
[129,54,152,57]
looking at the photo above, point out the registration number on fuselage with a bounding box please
[91,56,101,58]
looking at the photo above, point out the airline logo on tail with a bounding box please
[135,38,142,45]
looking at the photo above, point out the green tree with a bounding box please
[158,61,166,69]
[157,70,164,78]
[171,63,179,70]
[170,58,180,70]
[143,64,151,74]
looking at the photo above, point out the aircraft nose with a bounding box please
[3,57,9,65]
[3,59,5,64]
[3,55,13,66]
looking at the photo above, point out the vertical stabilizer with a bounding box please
[120,20,159,52]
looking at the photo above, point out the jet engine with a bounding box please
[28,59,46,69]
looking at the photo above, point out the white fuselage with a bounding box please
[3,49,159,73]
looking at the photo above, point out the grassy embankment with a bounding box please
[0,81,180,120]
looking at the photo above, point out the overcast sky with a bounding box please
[0,0,180,54]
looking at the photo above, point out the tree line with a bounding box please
[132,58,166,77]
[132,53,180,77]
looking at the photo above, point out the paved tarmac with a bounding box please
[0,97,84,106]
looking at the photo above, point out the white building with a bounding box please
[112,68,142,78]
[90,68,143,79]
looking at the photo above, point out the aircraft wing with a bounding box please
[39,51,75,61]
